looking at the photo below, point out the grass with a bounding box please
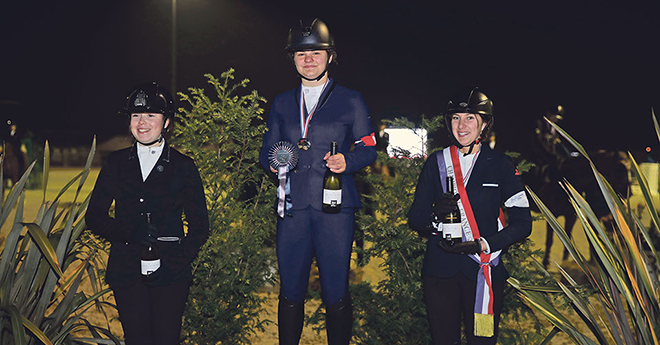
[0,168,99,238]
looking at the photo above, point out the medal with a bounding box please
[298,138,311,150]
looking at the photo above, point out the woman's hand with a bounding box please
[324,152,346,173]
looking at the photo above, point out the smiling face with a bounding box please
[293,50,331,86]
[130,113,169,146]
[450,112,486,153]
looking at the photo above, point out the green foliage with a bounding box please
[498,240,553,344]
[350,152,432,345]
[174,70,277,344]
[498,151,556,345]
[510,113,660,345]
[0,139,118,345]
[331,115,439,344]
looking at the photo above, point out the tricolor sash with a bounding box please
[440,146,506,338]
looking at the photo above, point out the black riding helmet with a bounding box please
[123,82,175,121]
[286,18,336,82]
[444,87,494,154]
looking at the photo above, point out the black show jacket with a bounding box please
[86,143,209,287]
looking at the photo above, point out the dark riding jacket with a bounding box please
[86,143,209,287]
[408,146,532,282]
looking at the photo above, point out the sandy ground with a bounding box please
[2,167,597,344]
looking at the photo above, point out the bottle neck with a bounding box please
[330,142,338,156]
[446,176,454,194]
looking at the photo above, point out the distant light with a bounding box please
[646,146,652,153]
[384,128,428,158]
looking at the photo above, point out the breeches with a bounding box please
[423,273,504,345]
[113,280,190,345]
[277,206,355,305]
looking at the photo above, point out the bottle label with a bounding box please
[323,189,342,205]
[442,223,462,239]
[141,259,161,275]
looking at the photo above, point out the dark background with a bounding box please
[1,0,659,158]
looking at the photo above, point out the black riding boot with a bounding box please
[278,295,304,345]
[326,294,353,345]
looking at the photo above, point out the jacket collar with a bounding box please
[127,141,172,163]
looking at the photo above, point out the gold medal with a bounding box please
[298,138,311,150]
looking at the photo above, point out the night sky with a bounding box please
[1,0,659,159]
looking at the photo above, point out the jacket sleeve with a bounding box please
[165,159,210,276]
[86,157,137,242]
[343,94,376,174]
[483,157,532,252]
[408,154,441,233]
[259,100,283,173]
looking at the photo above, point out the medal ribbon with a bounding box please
[445,146,506,337]
[277,166,288,218]
[299,79,329,139]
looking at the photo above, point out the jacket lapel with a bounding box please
[126,144,145,187]
[468,146,494,191]
[142,144,171,185]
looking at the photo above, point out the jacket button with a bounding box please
[139,198,144,203]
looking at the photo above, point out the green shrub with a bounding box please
[174,70,277,344]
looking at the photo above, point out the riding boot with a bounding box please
[326,294,352,345]
[278,295,304,345]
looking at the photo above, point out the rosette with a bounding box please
[268,141,299,218]
[268,141,299,170]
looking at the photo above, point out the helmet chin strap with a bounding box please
[299,67,328,82]
[463,139,480,156]
[138,135,164,147]
[449,132,482,156]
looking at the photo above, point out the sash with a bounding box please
[440,146,506,338]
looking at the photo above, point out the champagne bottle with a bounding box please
[322,141,342,214]
[140,213,160,276]
[442,177,463,243]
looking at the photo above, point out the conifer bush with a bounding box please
[173,70,277,344]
